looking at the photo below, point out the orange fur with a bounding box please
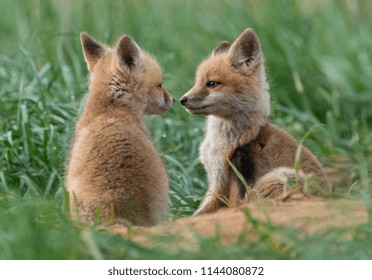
[180,28,331,215]
[66,33,174,225]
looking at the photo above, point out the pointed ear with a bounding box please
[212,41,231,57]
[228,28,261,68]
[117,36,142,71]
[80,32,105,72]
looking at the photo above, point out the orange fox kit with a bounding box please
[180,28,330,215]
[66,33,174,225]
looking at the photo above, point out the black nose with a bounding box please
[172,98,176,103]
[180,97,188,105]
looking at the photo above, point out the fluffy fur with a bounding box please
[180,28,331,215]
[66,33,174,225]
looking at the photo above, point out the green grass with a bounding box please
[0,0,371,259]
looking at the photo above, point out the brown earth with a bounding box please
[108,157,368,249]
[109,194,368,250]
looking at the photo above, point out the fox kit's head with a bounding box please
[180,28,270,119]
[80,33,174,115]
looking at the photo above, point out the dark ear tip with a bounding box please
[118,35,133,47]
[243,28,255,34]
[80,32,96,47]
[80,32,88,41]
[213,40,231,56]
[241,28,260,49]
[220,41,231,47]
[242,28,259,40]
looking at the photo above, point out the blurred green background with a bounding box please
[0,0,371,259]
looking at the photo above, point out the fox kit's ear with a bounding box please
[228,28,261,68]
[80,32,105,72]
[212,41,231,57]
[117,36,142,71]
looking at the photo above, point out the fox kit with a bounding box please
[180,28,330,215]
[66,33,174,225]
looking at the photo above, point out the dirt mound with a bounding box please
[109,195,367,249]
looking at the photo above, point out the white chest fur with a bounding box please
[199,116,231,190]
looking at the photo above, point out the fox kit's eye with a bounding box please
[206,81,219,88]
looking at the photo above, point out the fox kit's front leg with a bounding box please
[195,138,220,215]
[194,188,228,215]
[194,135,233,215]
[194,171,232,215]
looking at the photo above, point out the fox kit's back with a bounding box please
[66,33,174,225]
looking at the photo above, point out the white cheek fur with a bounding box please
[205,90,270,115]
[203,91,226,105]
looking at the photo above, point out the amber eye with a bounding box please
[206,81,219,88]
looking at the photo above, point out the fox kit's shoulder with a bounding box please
[66,33,174,225]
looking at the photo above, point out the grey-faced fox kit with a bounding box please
[66,33,174,225]
[180,28,330,215]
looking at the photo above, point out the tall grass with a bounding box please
[0,0,371,259]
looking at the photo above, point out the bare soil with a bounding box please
[109,194,368,250]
